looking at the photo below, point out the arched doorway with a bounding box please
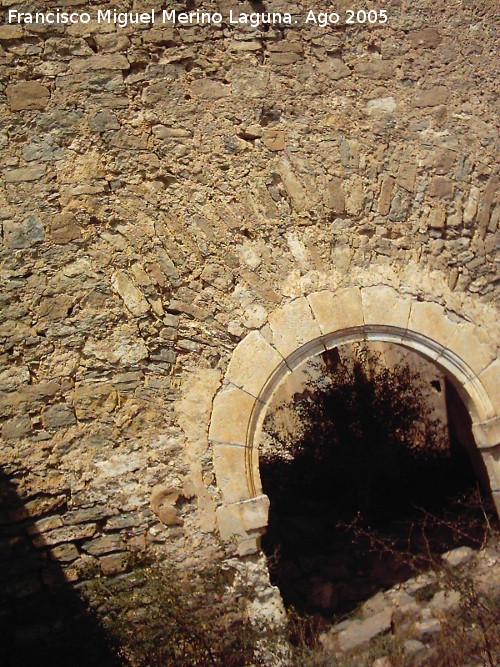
[209,286,499,556]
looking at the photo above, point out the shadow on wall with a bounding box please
[0,467,120,667]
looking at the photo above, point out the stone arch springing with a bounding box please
[209,286,499,556]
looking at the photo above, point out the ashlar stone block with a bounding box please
[209,386,256,446]
[407,301,456,355]
[308,287,364,337]
[472,417,500,450]
[225,331,284,398]
[216,495,270,542]
[268,297,323,359]
[361,285,411,330]
[480,446,500,492]
[478,360,500,414]
[445,323,497,376]
[213,443,260,503]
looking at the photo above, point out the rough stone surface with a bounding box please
[0,0,498,657]
[6,81,50,111]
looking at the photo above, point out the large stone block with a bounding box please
[445,323,496,376]
[308,287,364,338]
[478,361,500,414]
[225,331,284,398]
[472,417,500,449]
[209,386,256,445]
[407,301,456,356]
[268,297,323,359]
[361,285,411,330]
[213,443,259,503]
[480,446,500,492]
[216,495,269,542]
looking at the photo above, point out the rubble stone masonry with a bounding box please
[0,0,498,641]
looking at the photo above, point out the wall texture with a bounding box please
[0,0,498,645]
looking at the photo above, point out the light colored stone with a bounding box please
[209,386,256,445]
[477,361,500,414]
[216,495,269,542]
[361,285,411,330]
[480,446,500,491]
[337,608,392,651]
[407,301,457,353]
[213,443,259,503]
[308,287,364,338]
[441,546,474,567]
[472,417,500,449]
[366,96,396,114]
[111,271,151,317]
[268,297,323,359]
[444,322,496,375]
[226,331,283,398]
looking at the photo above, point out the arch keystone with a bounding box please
[226,330,283,398]
[361,285,411,329]
[307,287,363,336]
[268,296,323,358]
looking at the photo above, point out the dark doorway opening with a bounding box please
[259,345,495,619]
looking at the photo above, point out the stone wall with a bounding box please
[0,0,498,649]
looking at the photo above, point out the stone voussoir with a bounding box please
[361,284,412,331]
[406,300,457,357]
[208,385,257,446]
[443,322,497,377]
[213,442,259,504]
[225,330,284,398]
[268,296,324,359]
[307,287,364,340]
[477,360,500,414]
